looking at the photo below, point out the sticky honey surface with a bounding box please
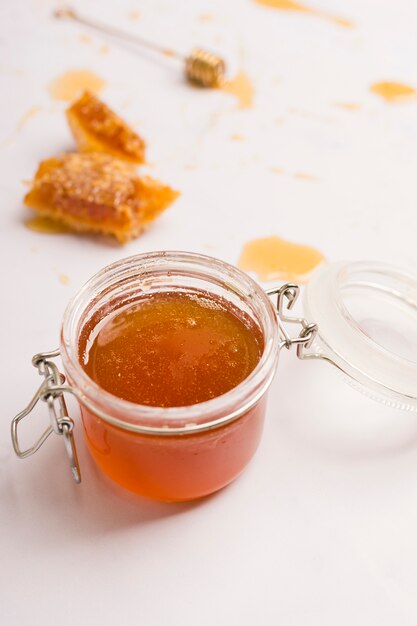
[80,290,264,407]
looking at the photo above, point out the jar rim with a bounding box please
[60,251,280,434]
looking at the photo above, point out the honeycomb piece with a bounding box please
[24,152,178,243]
[66,91,146,164]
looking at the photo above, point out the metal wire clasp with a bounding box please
[267,284,318,358]
[11,349,81,483]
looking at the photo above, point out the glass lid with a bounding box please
[303,261,417,410]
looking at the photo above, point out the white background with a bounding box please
[2,0,417,624]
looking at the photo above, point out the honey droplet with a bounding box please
[254,0,354,28]
[256,0,311,13]
[79,34,92,44]
[238,235,325,282]
[16,106,42,133]
[293,172,319,181]
[128,10,140,21]
[335,102,361,111]
[221,71,254,109]
[59,273,70,285]
[230,133,245,141]
[1,106,42,146]
[370,81,417,103]
[25,216,71,234]
[48,70,106,102]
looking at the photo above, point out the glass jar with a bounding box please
[13,252,281,501]
[12,254,417,501]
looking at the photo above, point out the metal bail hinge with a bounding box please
[11,349,81,484]
[267,284,318,359]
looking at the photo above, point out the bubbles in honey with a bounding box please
[80,290,264,407]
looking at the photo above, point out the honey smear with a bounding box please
[336,102,361,111]
[370,81,417,103]
[16,106,42,133]
[293,172,318,181]
[221,71,254,109]
[58,273,70,285]
[254,0,354,28]
[128,10,140,21]
[48,70,106,101]
[238,235,325,282]
[25,216,71,234]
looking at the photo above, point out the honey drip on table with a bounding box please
[238,235,325,282]
[128,10,140,21]
[48,70,106,101]
[269,167,318,180]
[16,106,42,133]
[25,216,70,234]
[1,106,41,147]
[336,102,361,111]
[58,273,70,285]
[293,172,318,181]
[221,71,254,109]
[254,0,354,28]
[370,82,417,103]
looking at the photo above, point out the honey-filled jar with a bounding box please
[12,253,417,501]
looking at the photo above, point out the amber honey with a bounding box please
[78,290,265,500]
[80,291,263,407]
[80,395,267,500]
[61,252,279,501]
[238,235,325,283]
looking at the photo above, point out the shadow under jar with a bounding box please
[60,252,280,501]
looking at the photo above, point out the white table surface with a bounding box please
[2,0,417,624]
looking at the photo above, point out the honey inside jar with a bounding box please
[62,252,279,502]
[79,290,264,407]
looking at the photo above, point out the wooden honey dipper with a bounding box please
[54,7,226,88]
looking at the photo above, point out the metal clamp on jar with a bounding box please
[11,252,417,501]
